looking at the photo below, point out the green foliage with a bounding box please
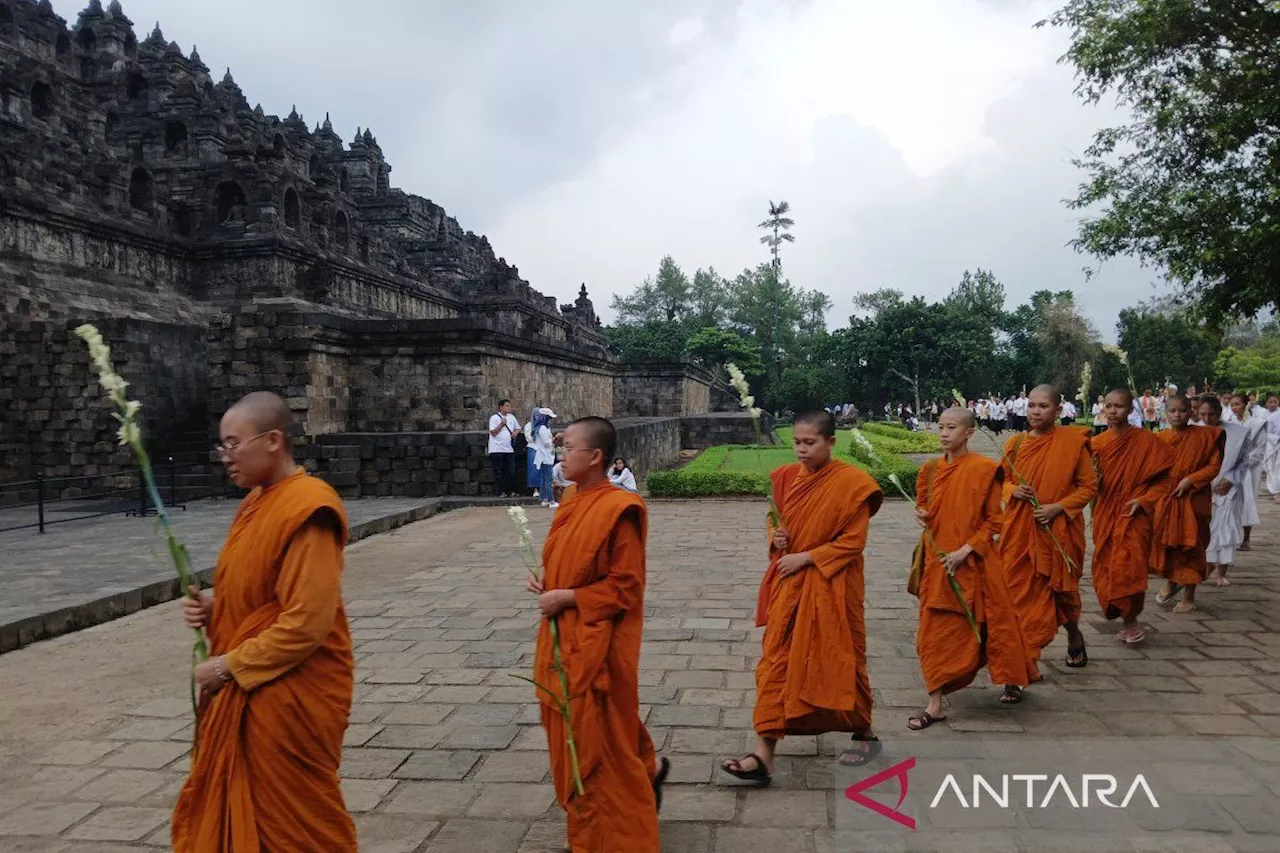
[610,255,691,323]
[646,430,925,499]
[857,423,942,453]
[1116,301,1222,391]
[1041,0,1280,322]
[604,319,695,362]
[1215,334,1280,394]
[684,327,764,376]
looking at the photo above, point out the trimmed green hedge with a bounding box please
[646,428,930,499]
[858,422,942,453]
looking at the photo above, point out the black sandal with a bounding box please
[652,756,670,811]
[1065,644,1088,668]
[721,752,772,785]
[907,710,946,731]
[838,732,882,766]
[1000,685,1024,705]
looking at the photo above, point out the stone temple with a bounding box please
[0,0,747,498]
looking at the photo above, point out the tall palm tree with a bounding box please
[758,200,795,270]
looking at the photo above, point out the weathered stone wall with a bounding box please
[614,362,715,418]
[680,412,777,449]
[305,416,683,498]
[613,417,681,481]
[0,317,208,484]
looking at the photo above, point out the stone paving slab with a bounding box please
[0,492,1277,851]
[0,494,537,652]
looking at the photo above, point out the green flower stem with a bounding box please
[891,475,981,642]
[516,537,585,798]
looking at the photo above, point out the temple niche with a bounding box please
[0,0,727,496]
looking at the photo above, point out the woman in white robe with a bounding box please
[1263,394,1280,503]
[1202,399,1250,585]
[1230,394,1267,550]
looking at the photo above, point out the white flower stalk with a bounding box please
[1102,344,1138,396]
[725,362,764,435]
[851,428,888,469]
[1078,361,1092,409]
[74,324,209,747]
[951,388,965,407]
[507,503,585,798]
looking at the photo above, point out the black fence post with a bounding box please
[36,473,46,534]
[169,456,176,506]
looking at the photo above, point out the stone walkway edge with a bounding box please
[0,495,538,655]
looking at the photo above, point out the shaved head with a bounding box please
[1030,384,1062,406]
[229,391,294,436]
[567,416,616,472]
[940,406,976,429]
[794,410,836,438]
[1107,387,1134,408]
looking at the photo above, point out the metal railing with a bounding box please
[0,457,206,534]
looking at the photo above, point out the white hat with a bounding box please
[540,408,558,418]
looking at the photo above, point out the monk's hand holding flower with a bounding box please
[526,576,545,595]
[1172,477,1194,498]
[537,588,575,617]
[914,506,932,529]
[183,584,212,630]
[772,527,789,550]
[942,544,973,573]
[776,552,813,577]
[1012,484,1037,503]
[1033,502,1064,525]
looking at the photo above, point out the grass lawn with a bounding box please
[717,445,795,474]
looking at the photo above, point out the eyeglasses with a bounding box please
[214,430,275,456]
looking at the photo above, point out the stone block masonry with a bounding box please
[306,417,683,498]
[0,3,729,490]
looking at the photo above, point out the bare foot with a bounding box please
[1173,600,1197,613]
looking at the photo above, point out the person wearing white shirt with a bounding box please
[1232,393,1267,551]
[1264,393,1280,504]
[1092,394,1106,435]
[487,399,522,496]
[530,407,559,507]
[1061,400,1077,427]
[552,457,574,502]
[609,457,638,492]
[1127,398,1144,429]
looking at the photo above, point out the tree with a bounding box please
[1215,334,1280,393]
[757,200,795,271]
[609,255,691,323]
[689,267,729,326]
[1042,0,1280,322]
[729,263,803,385]
[1116,304,1221,391]
[683,327,765,377]
[604,320,692,362]
[946,269,1006,327]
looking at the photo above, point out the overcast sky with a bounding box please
[57,0,1169,338]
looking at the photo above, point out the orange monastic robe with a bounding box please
[1089,427,1172,620]
[999,427,1097,658]
[172,468,356,853]
[536,480,659,853]
[754,459,882,739]
[1151,427,1223,585]
[915,453,1036,694]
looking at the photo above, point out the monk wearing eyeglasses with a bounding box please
[172,391,357,852]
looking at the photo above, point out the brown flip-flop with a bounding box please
[907,710,946,731]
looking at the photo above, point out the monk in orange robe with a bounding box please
[1151,393,1223,613]
[526,416,665,852]
[999,385,1097,680]
[909,407,1036,729]
[722,410,883,783]
[173,391,356,852]
[1089,388,1173,645]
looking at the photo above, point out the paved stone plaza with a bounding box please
[0,497,1277,852]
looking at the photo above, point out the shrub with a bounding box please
[858,423,941,453]
[646,468,768,497]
